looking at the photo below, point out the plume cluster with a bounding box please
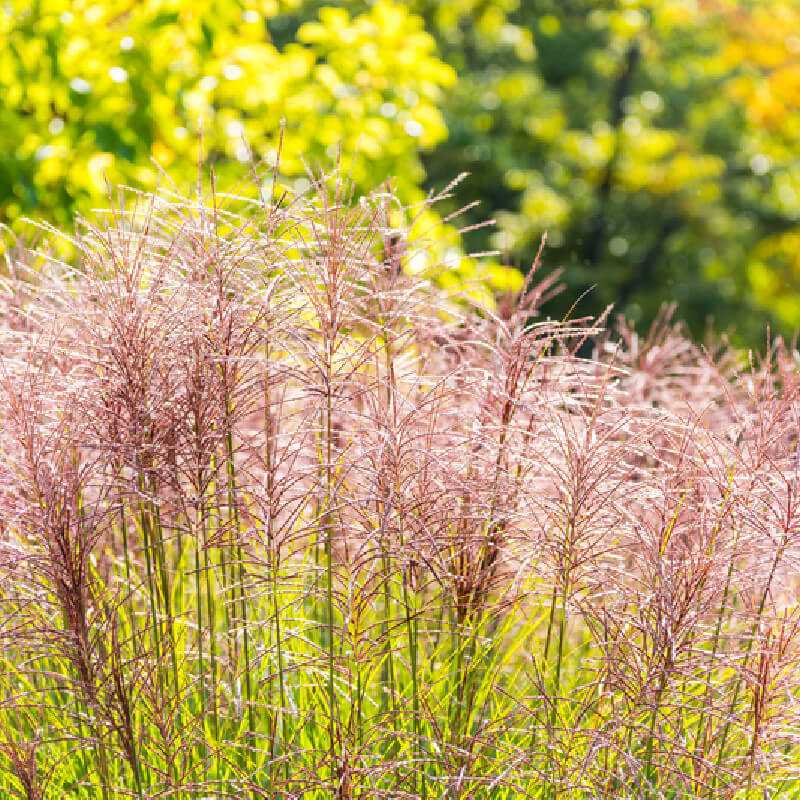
[0,173,799,799]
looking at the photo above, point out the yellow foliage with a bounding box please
[2,0,453,224]
[1,0,505,302]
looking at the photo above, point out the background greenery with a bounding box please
[4,0,800,343]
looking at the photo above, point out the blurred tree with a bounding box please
[1,0,521,301]
[1,0,451,223]
[720,0,800,332]
[412,0,800,343]
[4,0,800,343]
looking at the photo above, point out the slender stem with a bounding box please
[401,557,424,798]
[202,517,219,754]
[224,426,254,741]
[324,368,338,786]
[195,478,208,782]
[137,476,162,686]
[713,539,786,792]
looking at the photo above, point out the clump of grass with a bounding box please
[1,169,800,799]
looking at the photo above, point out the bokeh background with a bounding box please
[4,0,800,345]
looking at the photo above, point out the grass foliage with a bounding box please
[1,173,800,798]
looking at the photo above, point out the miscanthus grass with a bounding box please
[1,171,800,799]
